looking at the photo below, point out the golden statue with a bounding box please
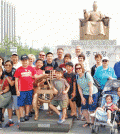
[80,1,110,40]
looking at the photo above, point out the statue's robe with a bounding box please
[84,11,105,35]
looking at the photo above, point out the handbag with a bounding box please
[0,77,12,108]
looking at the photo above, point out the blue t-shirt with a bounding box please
[77,72,98,95]
[114,61,120,79]
[94,65,117,90]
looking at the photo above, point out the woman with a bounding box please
[91,54,102,77]
[94,57,117,97]
[0,55,4,70]
[3,60,20,127]
[28,54,36,67]
[75,63,98,127]
[0,66,10,129]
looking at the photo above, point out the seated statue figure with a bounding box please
[84,1,106,35]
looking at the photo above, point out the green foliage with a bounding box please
[0,36,50,59]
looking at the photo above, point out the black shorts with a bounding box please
[75,85,81,107]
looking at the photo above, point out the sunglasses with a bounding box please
[39,54,45,57]
[102,60,108,62]
[76,67,82,70]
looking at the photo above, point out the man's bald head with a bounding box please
[75,46,82,56]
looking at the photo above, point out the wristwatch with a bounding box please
[89,95,92,97]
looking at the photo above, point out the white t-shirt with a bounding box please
[13,62,22,69]
[72,56,90,72]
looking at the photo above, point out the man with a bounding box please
[11,53,21,69]
[72,46,83,65]
[114,58,120,80]
[54,48,64,66]
[38,51,46,61]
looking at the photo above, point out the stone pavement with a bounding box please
[0,110,119,134]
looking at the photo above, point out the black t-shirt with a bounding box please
[63,72,76,94]
[42,60,58,74]
[3,68,16,95]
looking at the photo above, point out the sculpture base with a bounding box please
[19,110,73,132]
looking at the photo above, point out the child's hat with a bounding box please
[21,55,29,60]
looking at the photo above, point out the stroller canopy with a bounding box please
[102,79,120,95]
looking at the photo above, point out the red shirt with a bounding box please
[14,66,35,91]
[33,67,43,75]
[0,79,9,91]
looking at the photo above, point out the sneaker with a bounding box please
[29,112,32,117]
[20,117,25,122]
[25,116,29,121]
[57,119,65,124]
[90,113,95,117]
[59,112,62,120]
[77,114,81,120]
[5,120,14,127]
[12,110,16,116]
[0,123,2,129]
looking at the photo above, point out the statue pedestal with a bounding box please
[71,40,117,67]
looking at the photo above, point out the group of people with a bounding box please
[0,45,120,130]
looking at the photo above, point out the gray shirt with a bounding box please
[52,78,69,100]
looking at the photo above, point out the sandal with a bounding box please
[83,122,91,127]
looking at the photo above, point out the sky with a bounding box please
[2,0,120,50]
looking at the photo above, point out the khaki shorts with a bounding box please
[51,99,68,109]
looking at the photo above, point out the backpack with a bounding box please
[76,72,101,91]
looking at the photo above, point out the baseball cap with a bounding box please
[65,62,73,67]
[12,52,18,56]
[102,56,109,61]
[21,55,29,60]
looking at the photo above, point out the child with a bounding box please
[42,52,58,74]
[49,67,70,124]
[59,53,72,73]
[64,62,77,118]
[14,55,36,122]
[32,59,47,120]
[90,95,117,125]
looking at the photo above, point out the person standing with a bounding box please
[91,54,102,77]
[54,48,64,66]
[14,55,35,122]
[114,57,120,80]
[38,51,46,61]
[94,57,117,97]
[11,53,21,69]
[3,60,20,127]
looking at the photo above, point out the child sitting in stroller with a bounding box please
[90,95,118,125]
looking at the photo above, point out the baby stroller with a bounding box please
[91,80,120,134]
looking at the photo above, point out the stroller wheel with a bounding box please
[91,125,95,133]
[95,125,99,134]
[110,128,118,134]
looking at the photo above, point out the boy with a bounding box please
[49,67,70,124]
[64,62,77,117]
[42,52,58,74]
[14,55,36,122]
